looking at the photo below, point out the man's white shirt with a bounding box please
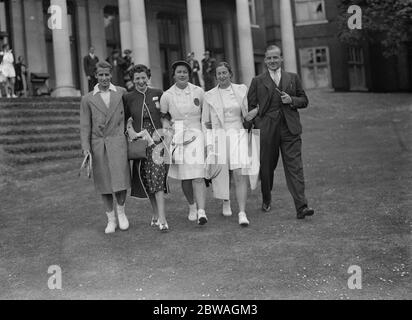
[93,83,117,108]
[269,68,281,87]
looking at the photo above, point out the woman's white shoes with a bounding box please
[188,203,198,221]
[197,209,208,225]
[238,212,249,226]
[222,200,232,217]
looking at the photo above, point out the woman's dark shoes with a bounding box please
[297,207,315,219]
[261,203,271,212]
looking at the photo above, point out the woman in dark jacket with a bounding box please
[123,64,169,231]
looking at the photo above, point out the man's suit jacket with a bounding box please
[83,55,99,77]
[247,70,308,135]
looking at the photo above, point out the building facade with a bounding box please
[1,0,411,96]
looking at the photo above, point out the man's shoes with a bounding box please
[197,209,208,225]
[261,203,271,212]
[105,211,117,234]
[238,212,250,226]
[116,204,129,231]
[297,207,315,220]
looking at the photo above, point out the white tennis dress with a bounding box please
[0,51,16,78]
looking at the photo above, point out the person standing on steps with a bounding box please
[83,46,99,92]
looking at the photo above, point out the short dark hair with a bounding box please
[95,61,112,71]
[171,60,192,77]
[215,62,233,77]
[265,45,282,55]
[129,64,151,79]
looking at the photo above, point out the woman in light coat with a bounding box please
[80,61,131,234]
[202,62,259,226]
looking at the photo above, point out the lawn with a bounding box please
[0,89,411,299]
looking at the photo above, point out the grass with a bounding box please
[0,89,411,300]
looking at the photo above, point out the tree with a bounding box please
[337,0,412,57]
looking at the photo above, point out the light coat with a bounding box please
[80,85,131,194]
[202,83,259,200]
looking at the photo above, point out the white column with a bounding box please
[129,0,150,66]
[50,0,77,97]
[186,0,205,85]
[280,0,297,73]
[118,0,132,52]
[236,0,255,84]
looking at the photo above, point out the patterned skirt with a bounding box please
[139,118,168,195]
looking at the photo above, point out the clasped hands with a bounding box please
[129,129,162,146]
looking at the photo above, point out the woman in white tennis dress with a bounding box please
[0,44,17,98]
[160,60,208,226]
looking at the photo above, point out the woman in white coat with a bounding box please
[202,62,254,226]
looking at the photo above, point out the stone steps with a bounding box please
[0,124,80,136]
[3,140,81,155]
[0,133,80,145]
[4,149,81,166]
[0,116,79,126]
[0,109,79,118]
[0,97,82,169]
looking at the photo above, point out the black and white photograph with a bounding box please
[0,0,411,306]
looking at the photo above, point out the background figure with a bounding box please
[83,46,99,92]
[187,52,201,86]
[123,49,135,91]
[202,50,216,91]
[80,61,131,234]
[106,49,127,87]
[0,44,17,98]
[247,45,314,219]
[15,56,28,97]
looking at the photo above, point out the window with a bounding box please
[0,0,6,33]
[348,47,367,90]
[294,0,327,25]
[299,47,331,89]
[0,0,9,45]
[157,14,184,89]
[204,21,225,63]
[248,0,258,26]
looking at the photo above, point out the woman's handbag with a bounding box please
[127,138,148,160]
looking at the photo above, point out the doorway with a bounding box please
[157,13,184,90]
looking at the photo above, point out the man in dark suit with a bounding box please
[83,46,99,92]
[247,45,314,219]
[187,52,201,86]
[201,50,216,91]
